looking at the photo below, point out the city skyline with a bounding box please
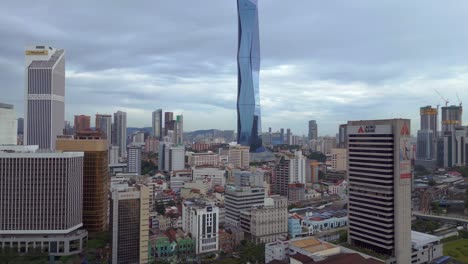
[1,1,468,136]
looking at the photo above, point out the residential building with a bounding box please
[24,46,65,150]
[309,120,318,140]
[331,148,347,172]
[0,103,17,144]
[225,186,265,226]
[110,184,149,264]
[127,145,142,175]
[95,114,112,147]
[0,145,87,256]
[288,183,305,202]
[347,119,412,263]
[109,145,120,164]
[74,115,90,134]
[228,144,250,168]
[182,199,219,254]
[56,132,109,233]
[237,0,262,152]
[308,160,320,184]
[113,111,127,158]
[240,196,288,244]
[152,109,163,139]
[274,151,306,197]
[145,137,159,153]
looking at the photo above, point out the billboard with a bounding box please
[399,122,411,179]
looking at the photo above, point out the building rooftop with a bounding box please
[411,230,440,250]
[290,237,337,254]
[0,103,13,109]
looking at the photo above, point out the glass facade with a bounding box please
[237,0,263,152]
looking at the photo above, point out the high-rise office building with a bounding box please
[416,106,438,161]
[24,46,65,150]
[347,119,411,263]
[0,145,87,256]
[96,114,112,147]
[152,109,163,139]
[286,129,291,145]
[113,111,127,158]
[0,103,17,145]
[237,0,262,152]
[110,184,149,264]
[338,124,347,148]
[17,118,24,135]
[56,132,109,233]
[164,112,174,136]
[127,145,142,175]
[308,120,318,140]
[175,115,183,145]
[441,105,462,133]
[74,115,90,134]
[182,200,219,254]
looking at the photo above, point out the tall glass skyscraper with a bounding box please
[237,0,262,152]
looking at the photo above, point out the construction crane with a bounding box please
[456,92,462,107]
[435,89,449,107]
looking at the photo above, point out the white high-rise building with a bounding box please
[113,111,127,158]
[274,151,306,197]
[0,145,87,256]
[127,145,142,175]
[227,144,250,169]
[182,200,219,254]
[0,103,17,145]
[347,119,411,263]
[24,46,65,150]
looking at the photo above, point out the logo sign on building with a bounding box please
[348,125,391,135]
[399,122,411,180]
[25,50,48,56]
[207,206,212,212]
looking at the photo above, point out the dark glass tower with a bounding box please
[237,0,263,152]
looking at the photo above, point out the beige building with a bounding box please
[110,184,149,264]
[228,144,250,168]
[331,148,347,172]
[347,119,411,263]
[189,152,219,167]
[240,196,288,244]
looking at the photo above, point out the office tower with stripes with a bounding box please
[347,119,411,264]
[24,46,65,150]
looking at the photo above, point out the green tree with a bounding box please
[414,165,429,176]
[428,180,436,186]
[239,241,264,264]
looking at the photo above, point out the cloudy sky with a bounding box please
[1,1,468,136]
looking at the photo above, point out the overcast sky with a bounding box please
[1,1,468,136]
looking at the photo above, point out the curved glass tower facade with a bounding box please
[237,0,263,152]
